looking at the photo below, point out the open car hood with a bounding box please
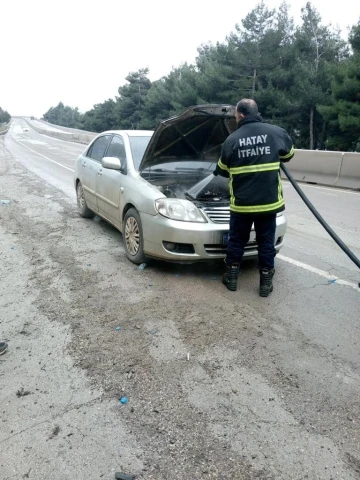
[138,104,237,171]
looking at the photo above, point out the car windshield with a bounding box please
[129,136,152,170]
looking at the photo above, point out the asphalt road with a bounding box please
[8,117,360,283]
[1,117,359,480]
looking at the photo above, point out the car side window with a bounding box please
[87,135,111,162]
[106,135,127,162]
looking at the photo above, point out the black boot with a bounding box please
[259,268,275,297]
[222,263,240,291]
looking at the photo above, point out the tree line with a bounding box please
[0,107,11,124]
[42,1,360,151]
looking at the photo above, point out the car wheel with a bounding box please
[76,181,94,218]
[123,208,147,264]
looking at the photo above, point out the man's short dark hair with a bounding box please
[236,99,259,116]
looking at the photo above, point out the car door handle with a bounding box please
[120,187,124,193]
[97,169,102,176]
[82,162,86,168]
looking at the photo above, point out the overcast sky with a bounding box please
[1,0,358,117]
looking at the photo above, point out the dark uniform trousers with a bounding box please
[226,212,277,270]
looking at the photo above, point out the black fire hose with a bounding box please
[280,162,360,278]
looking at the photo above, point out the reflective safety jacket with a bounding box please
[214,115,294,214]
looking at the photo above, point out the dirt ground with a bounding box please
[1,137,359,480]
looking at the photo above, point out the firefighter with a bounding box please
[214,98,294,296]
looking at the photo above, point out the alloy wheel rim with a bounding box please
[77,184,85,211]
[125,217,140,255]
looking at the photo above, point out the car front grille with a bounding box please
[204,241,258,255]
[202,206,230,224]
[204,237,283,256]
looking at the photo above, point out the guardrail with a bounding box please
[35,118,89,135]
[24,118,360,190]
[280,149,360,190]
[24,119,97,145]
[337,153,360,189]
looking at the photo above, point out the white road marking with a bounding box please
[23,139,47,145]
[278,254,360,292]
[12,137,75,173]
[34,132,87,153]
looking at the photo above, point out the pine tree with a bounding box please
[318,21,360,151]
[291,2,348,148]
[115,68,152,129]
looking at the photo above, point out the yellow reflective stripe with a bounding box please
[217,158,229,172]
[230,198,285,213]
[229,173,235,206]
[278,173,282,202]
[280,146,294,159]
[229,162,280,175]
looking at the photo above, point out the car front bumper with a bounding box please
[141,211,287,262]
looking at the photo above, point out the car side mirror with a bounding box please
[101,156,124,171]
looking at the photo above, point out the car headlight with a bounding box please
[155,199,206,223]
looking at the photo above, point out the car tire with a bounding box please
[76,181,94,219]
[123,208,147,264]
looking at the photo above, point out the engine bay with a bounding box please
[151,174,230,205]
[140,160,230,206]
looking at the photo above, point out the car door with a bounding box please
[81,134,111,211]
[95,134,127,227]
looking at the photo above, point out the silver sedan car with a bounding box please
[74,104,287,264]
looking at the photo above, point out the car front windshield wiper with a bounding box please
[146,167,211,174]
